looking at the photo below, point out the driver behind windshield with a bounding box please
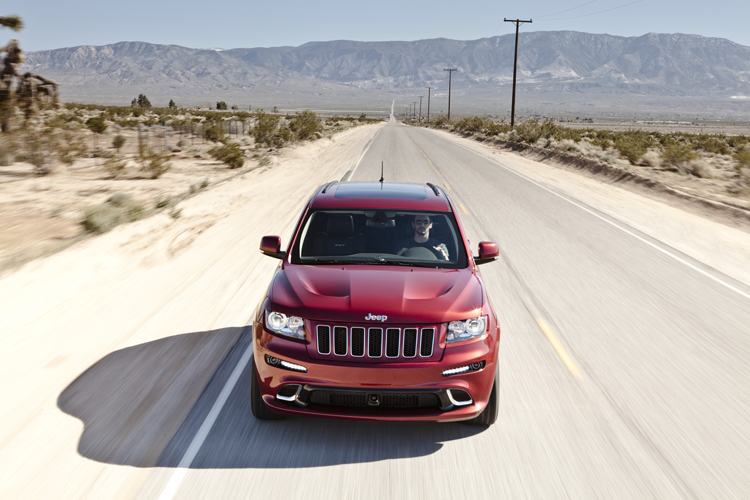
[395,214,449,260]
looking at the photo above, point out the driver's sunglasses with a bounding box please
[414,220,431,225]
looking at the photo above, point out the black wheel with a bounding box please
[463,369,498,426]
[251,357,286,420]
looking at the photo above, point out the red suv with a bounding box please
[252,181,501,425]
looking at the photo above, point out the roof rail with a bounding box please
[426,182,441,196]
[321,180,338,194]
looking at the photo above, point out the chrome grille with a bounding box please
[315,324,437,361]
[317,325,330,355]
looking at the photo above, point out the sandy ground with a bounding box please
[0,120,365,272]
[2,117,750,498]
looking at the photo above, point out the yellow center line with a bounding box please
[423,154,426,158]
[435,169,440,175]
[443,183,451,190]
[458,203,468,214]
[428,161,432,165]
[536,319,582,378]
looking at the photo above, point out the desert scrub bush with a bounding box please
[734,150,750,169]
[0,131,17,165]
[614,133,651,165]
[253,111,281,147]
[155,196,171,208]
[209,142,244,169]
[454,116,488,134]
[431,115,451,129]
[81,193,144,234]
[642,151,662,168]
[288,110,323,140]
[485,119,511,136]
[727,135,749,151]
[103,156,127,179]
[513,119,557,144]
[112,134,126,155]
[660,140,697,172]
[691,134,730,155]
[138,147,172,179]
[20,126,88,174]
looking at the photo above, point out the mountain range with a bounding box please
[20,31,750,117]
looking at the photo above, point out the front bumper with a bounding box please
[253,321,498,422]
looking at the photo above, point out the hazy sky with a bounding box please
[9,0,750,52]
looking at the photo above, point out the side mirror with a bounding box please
[474,241,499,265]
[260,235,285,260]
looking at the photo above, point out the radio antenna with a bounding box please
[379,161,384,183]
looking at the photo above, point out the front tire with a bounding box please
[251,357,286,420]
[463,369,498,426]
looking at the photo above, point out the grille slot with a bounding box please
[334,326,347,356]
[368,328,383,357]
[310,390,367,407]
[403,328,418,358]
[420,328,435,357]
[317,325,330,355]
[351,327,365,357]
[385,328,400,358]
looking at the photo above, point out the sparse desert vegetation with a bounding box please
[0,102,381,268]
[412,116,750,210]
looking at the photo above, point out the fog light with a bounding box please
[442,360,486,377]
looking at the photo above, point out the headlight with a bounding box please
[446,316,487,344]
[265,311,306,340]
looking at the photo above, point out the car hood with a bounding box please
[269,264,484,324]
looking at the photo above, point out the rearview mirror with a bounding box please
[475,241,499,265]
[260,235,285,260]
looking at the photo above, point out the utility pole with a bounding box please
[504,18,532,129]
[413,101,417,120]
[444,68,457,119]
[418,96,423,123]
[425,87,433,123]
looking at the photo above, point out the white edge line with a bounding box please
[157,341,255,500]
[448,139,750,302]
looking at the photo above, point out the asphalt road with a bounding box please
[90,119,750,498]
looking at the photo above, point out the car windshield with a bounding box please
[290,209,468,268]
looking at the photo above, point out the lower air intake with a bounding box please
[309,390,441,409]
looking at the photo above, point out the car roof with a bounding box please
[311,182,451,212]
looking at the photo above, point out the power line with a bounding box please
[533,0,599,19]
[538,0,642,21]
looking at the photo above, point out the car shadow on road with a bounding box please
[58,327,487,470]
